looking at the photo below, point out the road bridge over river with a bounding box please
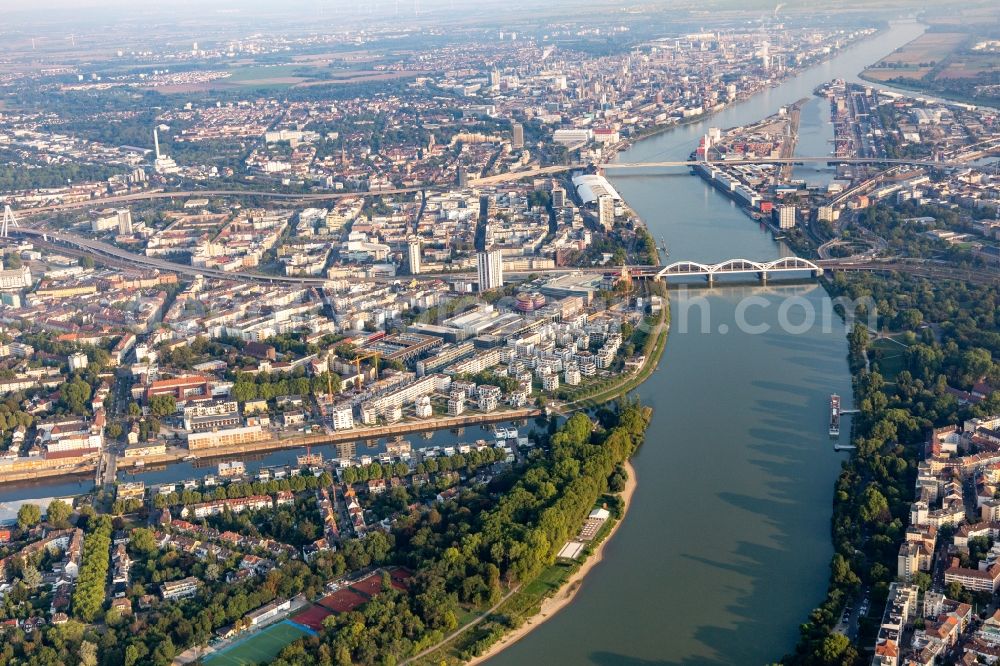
[10,224,1000,288]
[9,149,997,218]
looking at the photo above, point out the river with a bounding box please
[0,19,928,665]
[0,417,535,505]
[485,20,926,666]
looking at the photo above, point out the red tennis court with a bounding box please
[389,567,413,591]
[293,605,333,631]
[349,573,384,598]
[317,588,368,613]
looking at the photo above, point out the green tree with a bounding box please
[62,378,93,414]
[72,516,113,622]
[17,503,40,530]
[830,553,859,588]
[46,499,72,528]
[105,607,126,628]
[232,380,258,403]
[149,394,176,418]
[21,564,42,590]
[129,527,157,556]
[342,467,358,485]
[816,633,854,665]
[79,641,98,666]
[859,486,889,524]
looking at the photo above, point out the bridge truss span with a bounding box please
[764,256,823,272]
[655,256,823,283]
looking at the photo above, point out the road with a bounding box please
[16,226,334,285]
[11,148,997,218]
[399,584,522,666]
[15,186,431,218]
[20,221,1000,288]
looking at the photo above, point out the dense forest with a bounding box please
[0,160,123,192]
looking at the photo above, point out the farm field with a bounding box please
[862,31,967,82]
[859,28,1000,106]
[147,62,427,93]
[936,53,1000,79]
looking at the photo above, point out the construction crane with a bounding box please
[352,351,380,387]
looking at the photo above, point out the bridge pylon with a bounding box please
[1,205,19,238]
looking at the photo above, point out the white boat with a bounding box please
[829,394,841,437]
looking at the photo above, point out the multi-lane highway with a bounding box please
[15,226,332,284]
[7,144,996,287]
[468,156,993,186]
[19,221,997,289]
[16,185,430,218]
[14,149,997,218]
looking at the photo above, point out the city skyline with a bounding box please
[0,2,997,665]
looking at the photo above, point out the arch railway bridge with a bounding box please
[629,256,824,284]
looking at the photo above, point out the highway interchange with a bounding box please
[7,150,999,287]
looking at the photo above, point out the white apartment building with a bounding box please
[331,403,355,430]
[360,374,452,425]
[160,576,202,600]
[542,373,560,392]
[477,249,504,292]
[0,265,31,290]
[777,205,796,229]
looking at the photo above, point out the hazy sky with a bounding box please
[1,0,532,11]
[1,0,619,30]
[0,0,950,32]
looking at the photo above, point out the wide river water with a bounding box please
[485,20,926,666]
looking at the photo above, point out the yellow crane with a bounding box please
[352,350,380,387]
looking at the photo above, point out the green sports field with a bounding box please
[205,621,310,666]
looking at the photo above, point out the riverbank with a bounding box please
[463,459,639,666]
[857,71,1000,111]
[129,407,542,465]
[0,458,98,484]
[482,20,920,666]
[0,408,541,488]
[561,306,668,410]
[598,28,883,166]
